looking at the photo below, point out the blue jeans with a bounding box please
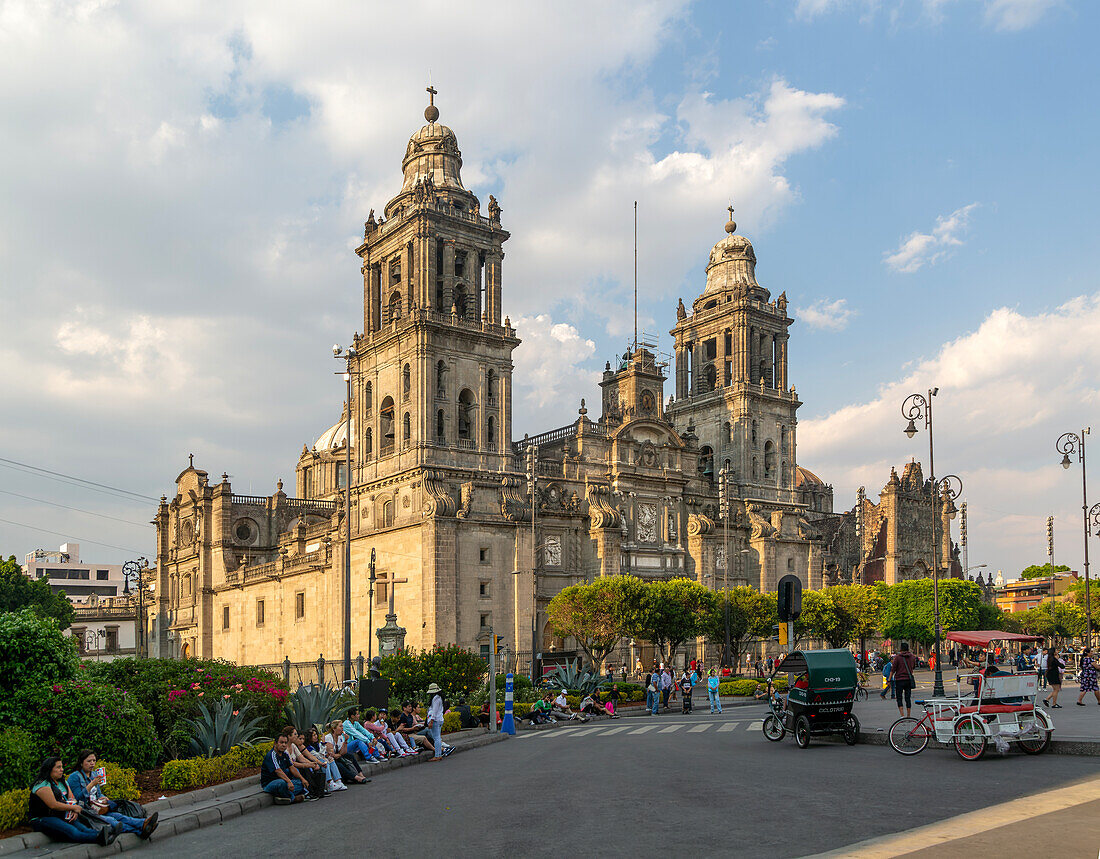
[708,689,722,712]
[32,816,102,843]
[262,778,306,800]
[346,738,373,759]
[322,760,341,782]
[429,721,443,757]
[646,690,658,714]
[105,812,143,834]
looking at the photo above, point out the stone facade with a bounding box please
[151,93,943,666]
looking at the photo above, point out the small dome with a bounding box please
[795,466,824,488]
[704,231,761,295]
[314,415,354,453]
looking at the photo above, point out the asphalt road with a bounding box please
[139,705,1099,858]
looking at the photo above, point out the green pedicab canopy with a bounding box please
[775,649,858,689]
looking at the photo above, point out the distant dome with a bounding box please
[703,225,765,297]
[795,466,825,488]
[314,415,354,453]
[400,120,466,195]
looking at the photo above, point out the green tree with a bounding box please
[547,575,644,670]
[880,579,981,648]
[799,584,883,649]
[703,587,776,670]
[0,608,78,698]
[621,578,712,666]
[1016,602,1085,642]
[976,602,1009,631]
[0,555,75,629]
[1020,563,1070,580]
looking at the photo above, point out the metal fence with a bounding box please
[255,655,369,689]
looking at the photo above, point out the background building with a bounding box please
[995,571,1079,613]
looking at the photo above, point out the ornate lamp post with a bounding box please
[1057,429,1092,648]
[526,442,539,683]
[333,343,358,683]
[902,387,960,697]
[1088,503,1100,645]
[718,465,731,668]
[122,556,148,658]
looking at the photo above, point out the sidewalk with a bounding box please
[0,730,507,858]
[854,668,1100,749]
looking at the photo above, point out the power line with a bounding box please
[0,490,151,528]
[0,516,148,555]
[0,457,159,504]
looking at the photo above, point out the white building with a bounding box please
[24,543,140,661]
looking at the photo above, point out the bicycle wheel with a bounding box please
[954,715,987,760]
[843,714,860,745]
[762,714,785,741]
[1018,710,1053,755]
[794,715,811,748]
[855,686,868,701]
[888,716,930,755]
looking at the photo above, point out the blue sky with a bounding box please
[0,0,1096,582]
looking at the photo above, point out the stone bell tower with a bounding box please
[667,207,800,504]
[352,87,520,480]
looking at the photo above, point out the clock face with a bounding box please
[641,390,654,412]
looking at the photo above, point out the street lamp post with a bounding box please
[122,557,148,658]
[526,442,539,683]
[334,344,358,683]
[1089,503,1100,644]
[718,465,731,668]
[1057,429,1092,648]
[902,387,960,698]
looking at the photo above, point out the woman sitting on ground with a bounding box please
[303,727,346,792]
[579,691,611,716]
[323,720,369,785]
[284,727,329,797]
[67,750,158,840]
[30,757,115,847]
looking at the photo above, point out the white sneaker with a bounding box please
[335,780,348,791]
[326,781,336,792]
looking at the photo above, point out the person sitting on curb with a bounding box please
[579,691,611,716]
[360,709,402,757]
[479,701,502,728]
[455,698,481,729]
[67,750,158,839]
[285,727,330,797]
[260,733,310,804]
[302,727,346,793]
[371,709,417,755]
[30,756,116,847]
[552,690,587,721]
[343,708,386,762]
[529,694,555,724]
[397,702,440,753]
[323,720,370,785]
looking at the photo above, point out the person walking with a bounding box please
[1076,646,1099,706]
[890,642,918,718]
[425,683,453,761]
[879,654,894,700]
[646,673,659,715]
[1036,645,1048,690]
[706,668,722,714]
[660,668,673,711]
[1043,646,1064,708]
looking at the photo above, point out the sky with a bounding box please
[1,0,1097,584]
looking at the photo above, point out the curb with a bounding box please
[513,697,767,731]
[3,732,508,857]
[855,729,1100,756]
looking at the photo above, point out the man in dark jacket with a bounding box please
[261,733,308,804]
[891,643,919,718]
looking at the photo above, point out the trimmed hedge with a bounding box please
[161,742,273,791]
[0,788,28,831]
[101,761,140,801]
[718,677,788,696]
[0,728,39,793]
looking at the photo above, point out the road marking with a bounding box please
[628,725,657,734]
[599,726,631,735]
[658,725,683,733]
[717,723,738,732]
[807,774,1100,858]
[746,721,763,731]
[687,723,711,733]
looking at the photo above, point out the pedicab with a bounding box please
[761,649,860,748]
[888,630,1053,760]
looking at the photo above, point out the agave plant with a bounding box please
[283,683,353,733]
[186,698,268,758]
[541,659,609,695]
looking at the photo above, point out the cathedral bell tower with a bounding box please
[667,207,800,504]
[351,88,520,479]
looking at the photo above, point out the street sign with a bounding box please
[777,574,803,621]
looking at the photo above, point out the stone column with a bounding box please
[371,265,382,331]
[591,526,622,577]
[486,250,502,324]
[443,240,455,313]
[777,334,789,391]
[362,260,373,335]
[500,366,513,466]
[418,230,433,310]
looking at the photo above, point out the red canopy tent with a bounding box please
[944,630,1042,647]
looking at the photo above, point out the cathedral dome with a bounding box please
[703,209,765,297]
[314,414,354,453]
[795,466,825,488]
[400,119,466,195]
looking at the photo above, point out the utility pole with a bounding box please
[1048,515,1056,622]
[526,443,539,683]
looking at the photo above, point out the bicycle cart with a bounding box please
[889,631,1052,760]
[761,649,860,749]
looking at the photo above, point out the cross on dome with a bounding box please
[425,84,439,123]
[725,203,737,234]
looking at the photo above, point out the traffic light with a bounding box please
[777,574,803,622]
[493,634,504,654]
[771,625,780,642]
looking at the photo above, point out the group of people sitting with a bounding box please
[525,687,619,725]
[29,750,159,847]
[262,697,460,803]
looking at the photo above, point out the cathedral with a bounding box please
[151,92,956,667]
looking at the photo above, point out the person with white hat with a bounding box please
[425,683,455,761]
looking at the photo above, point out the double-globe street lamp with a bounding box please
[1057,429,1093,648]
[122,557,149,657]
[333,343,358,683]
[902,387,962,698]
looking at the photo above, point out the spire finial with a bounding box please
[425,84,439,123]
[725,203,737,234]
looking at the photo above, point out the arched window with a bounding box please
[487,415,496,449]
[764,440,775,479]
[402,364,411,401]
[436,360,447,399]
[402,412,411,448]
[780,460,787,487]
[699,445,714,482]
[380,397,395,455]
[486,369,497,405]
[364,381,373,414]
[751,421,758,447]
[454,284,468,319]
[752,456,759,479]
[436,409,445,443]
[723,421,732,444]
[364,427,373,460]
[458,389,475,440]
[381,499,394,528]
[780,425,787,453]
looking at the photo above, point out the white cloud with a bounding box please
[799,294,1100,580]
[984,0,1062,31]
[884,203,979,273]
[511,315,601,432]
[797,298,854,331]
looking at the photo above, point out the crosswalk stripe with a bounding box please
[717,723,738,732]
[628,725,657,735]
[687,723,711,733]
[658,724,683,733]
[747,721,763,731]
[600,726,631,735]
